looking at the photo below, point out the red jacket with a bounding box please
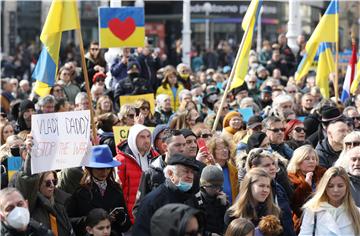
[115,140,159,223]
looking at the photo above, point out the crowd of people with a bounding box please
[1,32,360,236]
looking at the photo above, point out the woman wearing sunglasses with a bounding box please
[14,149,75,235]
[134,99,156,127]
[284,119,308,150]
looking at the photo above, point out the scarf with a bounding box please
[225,126,238,135]
[93,178,107,196]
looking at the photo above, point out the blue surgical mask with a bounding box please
[176,180,193,192]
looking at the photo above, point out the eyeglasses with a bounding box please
[53,89,63,93]
[351,116,360,121]
[140,106,150,111]
[200,133,212,139]
[96,78,105,82]
[345,141,360,148]
[267,128,285,133]
[90,48,99,51]
[294,127,306,133]
[44,179,58,188]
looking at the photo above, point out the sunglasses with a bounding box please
[44,179,58,188]
[268,128,285,133]
[90,48,99,51]
[127,114,135,119]
[96,78,105,82]
[294,127,306,133]
[200,133,212,139]
[345,141,360,148]
[140,106,150,111]
[352,117,360,121]
[203,185,222,191]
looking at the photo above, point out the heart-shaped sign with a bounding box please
[108,17,136,41]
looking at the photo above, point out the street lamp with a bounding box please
[204,2,212,50]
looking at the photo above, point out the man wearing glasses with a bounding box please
[263,116,293,160]
[346,146,360,207]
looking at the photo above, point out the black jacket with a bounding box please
[316,138,341,169]
[1,219,54,236]
[66,181,131,235]
[132,179,195,236]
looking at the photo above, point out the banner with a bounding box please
[113,126,155,145]
[119,93,155,114]
[31,110,92,174]
[99,7,145,48]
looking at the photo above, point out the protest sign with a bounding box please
[119,93,155,114]
[238,107,254,122]
[113,126,155,145]
[7,156,22,181]
[99,7,145,48]
[31,110,92,174]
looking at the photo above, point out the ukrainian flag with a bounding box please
[316,43,335,99]
[230,0,262,90]
[32,0,80,97]
[295,0,338,81]
[99,7,145,48]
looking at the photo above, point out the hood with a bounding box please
[151,203,204,236]
[152,124,168,147]
[128,124,152,161]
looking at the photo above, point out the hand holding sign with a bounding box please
[31,110,92,174]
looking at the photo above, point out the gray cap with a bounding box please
[200,165,224,186]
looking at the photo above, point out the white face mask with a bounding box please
[6,207,30,230]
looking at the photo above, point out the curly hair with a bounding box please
[258,215,283,236]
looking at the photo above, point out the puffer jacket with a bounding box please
[316,138,341,169]
[116,140,159,223]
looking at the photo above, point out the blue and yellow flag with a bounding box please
[230,0,262,90]
[295,0,338,81]
[99,7,145,48]
[32,0,80,97]
[316,43,335,99]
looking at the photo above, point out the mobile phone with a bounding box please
[135,108,140,116]
[110,207,124,216]
[197,138,208,153]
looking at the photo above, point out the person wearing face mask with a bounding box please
[132,153,200,236]
[176,63,192,90]
[0,187,54,236]
[192,165,229,235]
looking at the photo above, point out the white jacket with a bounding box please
[299,203,359,236]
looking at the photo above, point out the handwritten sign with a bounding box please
[113,126,155,146]
[119,93,155,114]
[7,156,22,181]
[31,110,92,174]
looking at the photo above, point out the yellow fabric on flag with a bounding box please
[316,44,335,99]
[350,60,360,94]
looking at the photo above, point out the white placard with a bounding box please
[31,110,92,174]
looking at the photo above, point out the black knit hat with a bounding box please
[232,83,248,96]
[246,131,267,153]
[19,100,35,113]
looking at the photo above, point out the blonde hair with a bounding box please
[95,95,113,116]
[229,168,280,220]
[287,145,319,174]
[207,135,236,165]
[303,166,360,235]
[117,104,135,122]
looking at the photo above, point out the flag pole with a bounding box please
[334,2,339,103]
[212,19,253,132]
[77,29,98,144]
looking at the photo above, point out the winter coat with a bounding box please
[224,161,239,203]
[132,179,195,236]
[136,53,161,91]
[349,173,360,207]
[191,190,229,235]
[14,157,74,236]
[57,167,83,195]
[66,181,131,235]
[316,138,341,169]
[110,57,129,89]
[154,109,173,125]
[288,166,326,233]
[98,129,116,157]
[156,83,184,111]
[116,139,159,223]
[114,74,154,101]
[270,143,293,160]
[299,203,360,236]
[84,52,106,88]
[1,220,54,236]
[285,139,309,151]
[62,83,80,104]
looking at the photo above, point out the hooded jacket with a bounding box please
[115,124,159,223]
[316,138,341,169]
[151,203,204,236]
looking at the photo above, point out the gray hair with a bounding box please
[343,106,358,117]
[163,164,177,178]
[179,89,191,102]
[0,188,24,211]
[262,116,282,130]
[75,92,88,105]
[38,95,55,106]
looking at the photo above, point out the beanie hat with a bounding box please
[92,71,106,83]
[19,100,35,113]
[284,119,303,140]
[303,114,320,137]
[246,132,267,153]
[200,165,224,186]
[223,111,241,128]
